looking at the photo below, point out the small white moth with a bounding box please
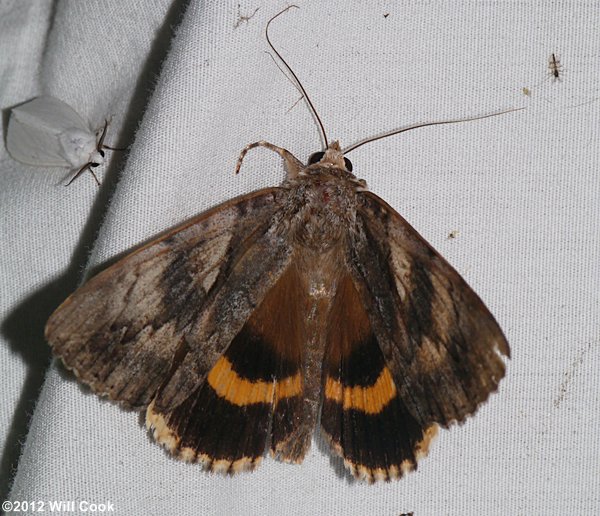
[6,96,120,185]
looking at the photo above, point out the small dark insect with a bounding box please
[45,6,513,482]
[549,53,562,81]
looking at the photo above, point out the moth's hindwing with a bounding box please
[146,262,307,472]
[321,273,438,482]
[45,188,283,410]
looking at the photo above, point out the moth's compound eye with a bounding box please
[308,151,325,165]
[343,157,353,172]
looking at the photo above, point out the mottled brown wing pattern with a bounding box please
[321,190,509,481]
[45,135,510,482]
[45,188,285,410]
[347,192,509,430]
[146,261,308,472]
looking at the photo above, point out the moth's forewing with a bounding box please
[7,96,92,168]
[320,191,509,482]
[45,188,282,410]
[349,192,509,424]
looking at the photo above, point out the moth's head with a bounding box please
[307,141,353,173]
[89,148,105,167]
[304,140,367,190]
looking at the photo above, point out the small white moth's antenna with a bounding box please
[266,5,329,148]
[342,107,526,155]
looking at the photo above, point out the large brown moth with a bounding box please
[45,7,511,482]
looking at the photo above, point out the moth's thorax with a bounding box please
[280,166,361,252]
[58,127,100,168]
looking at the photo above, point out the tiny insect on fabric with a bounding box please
[45,138,509,482]
[6,96,117,185]
[548,53,562,80]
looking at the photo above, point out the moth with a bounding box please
[6,96,122,185]
[45,9,510,483]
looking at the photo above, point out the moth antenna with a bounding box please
[96,119,109,150]
[97,119,127,152]
[266,5,329,148]
[264,51,304,99]
[264,51,305,114]
[342,107,526,155]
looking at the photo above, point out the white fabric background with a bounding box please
[1,1,599,514]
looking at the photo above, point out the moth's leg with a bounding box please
[235,141,304,179]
